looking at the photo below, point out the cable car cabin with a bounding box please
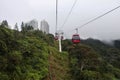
[54,36,58,40]
[61,36,64,40]
[72,34,80,44]
[54,36,63,40]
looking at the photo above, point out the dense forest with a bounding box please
[62,39,120,80]
[0,21,120,80]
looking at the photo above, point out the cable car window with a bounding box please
[72,35,80,40]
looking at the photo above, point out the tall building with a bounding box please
[25,19,39,30]
[40,20,49,34]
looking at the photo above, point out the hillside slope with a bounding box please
[0,24,120,80]
[62,39,120,80]
[0,25,71,80]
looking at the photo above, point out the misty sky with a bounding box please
[0,0,120,40]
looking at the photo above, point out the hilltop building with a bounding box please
[25,19,39,30]
[40,20,49,34]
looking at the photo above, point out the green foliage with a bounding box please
[114,40,120,49]
[0,25,53,80]
[14,23,19,31]
[68,44,102,80]
[106,48,120,68]
[0,72,9,80]
[0,40,8,53]
[0,23,120,80]
[80,70,101,80]
[44,47,71,80]
[62,39,72,51]
[1,20,8,27]
[66,39,120,80]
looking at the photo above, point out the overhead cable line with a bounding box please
[64,5,120,38]
[76,5,120,30]
[59,0,78,29]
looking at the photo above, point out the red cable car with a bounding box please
[54,32,58,40]
[61,36,64,40]
[72,34,80,44]
[54,35,58,40]
[54,35,64,40]
[54,32,64,40]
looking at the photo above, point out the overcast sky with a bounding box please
[0,0,120,40]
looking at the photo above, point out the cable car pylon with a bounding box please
[54,0,63,52]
